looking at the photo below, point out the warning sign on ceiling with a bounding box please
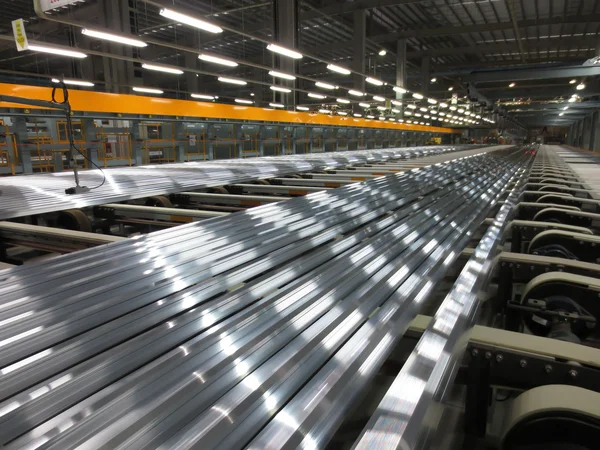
[11,19,28,52]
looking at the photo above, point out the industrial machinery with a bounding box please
[0,144,599,450]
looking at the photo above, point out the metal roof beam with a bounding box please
[407,37,594,57]
[299,0,420,21]
[469,65,600,83]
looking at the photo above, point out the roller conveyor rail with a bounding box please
[0,145,527,449]
[0,145,496,221]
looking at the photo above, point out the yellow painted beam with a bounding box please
[0,83,457,134]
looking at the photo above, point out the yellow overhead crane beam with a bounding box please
[0,83,458,134]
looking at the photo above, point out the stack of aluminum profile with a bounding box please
[0,147,530,449]
[0,145,481,220]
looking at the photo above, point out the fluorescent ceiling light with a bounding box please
[29,45,87,58]
[268,70,296,80]
[424,115,430,119]
[559,112,565,116]
[338,112,348,116]
[392,108,400,113]
[315,81,337,90]
[266,43,303,59]
[367,115,375,119]
[308,92,326,99]
[191,93,214,100]
[406,120,412,123]
[430,77,437,83]
[235,98,253,104]
[415,113,422,117]
[297,106,309,111]
[420,107,427,112]
[354,113,362,117]
[568,97,577,102]
[449,106,457,111]
[269,102,284,108]
[427,98,437,104]
[51,78,94,87]
[440,102,448,108]
[349,90,365,96]
[327,64,351,75]
[199,54,237,67]
[405,111,412,115]
[412,93,424,99]
[218,76,247,85]
[563,106,569,110]
[377,106,386,110]
[160,8,222,33]
[142,63,183,75]
[576,83,586,90]
[379,117,385,120]
[365,77,384,86]
[378,49,387,56]
[82,29,146,47]
[430,110,437,114]
[439,112,445,116]
[359,102,370,108]
[336,98,350,103]
[270,86,292,93]
[509,82,516,87]
[391,100,402,106]
[569,79,577,84]
[319,109,331,114]
[132,87,163,94]
[393,86,407,94]
[407,104,417,109]
[458,108,464,113]
[398,119,404,123]
[373,96,385,102]
[448,86,453,91]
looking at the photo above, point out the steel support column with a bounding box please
[421,57,430,96]
[275,0,298,107]
[353,10,366,91]
[102,0,135,93]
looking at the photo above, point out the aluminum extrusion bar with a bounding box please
[0,146,520,450]
[0,146,492,220]
[352,161,527,450]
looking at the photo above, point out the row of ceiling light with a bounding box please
[33,6,496,126]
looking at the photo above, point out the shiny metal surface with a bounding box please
[352,164,528,450]
[0,146,528,450]
[0,145,491,220]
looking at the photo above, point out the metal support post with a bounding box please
[173,122,187,162]
[130,120,143,166]
[421,57,430,96]
[82,118,101,167]
[353,10,366,91]
[258,125,265,156]
[12,116,31,173]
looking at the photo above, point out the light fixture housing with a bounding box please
[407,104,417,109]
[353,113,362,117]
[336,98,350,104]
[235,98,253,104]
[393,86,407,94]
[373,95,385,102]
[359,103,370,108]
[509,82,516,87]
[319,109,331,114]
[569,79,577,84]
[218,76,247,85]
[191,93,215,100]
[377,106,386,110]
[427,98,437,104]
[412,93,424,99]
[338,112,348,116]
[367,115,375,119]
[448,86,453,91]
[269,102,284,108]
[348,90,365,96]
[199,54,238,67]
[576,83,586,90]
[142,63,183,75]
[391,100,402,106]
[326,64,351,75]
[51,78,94,87]
[297,106,309,111]
[307,93,326,99]
[82,29,147,47]
[266,43,303,59]
[28,44,87,58]
[270,85,292,93]
[378,49,387,56]
[430,77,437,83]
[132,87,163,94]
[315,81,337,90]
[268,70,296,80]
[160,8,222,33]
[365,77,384,86]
